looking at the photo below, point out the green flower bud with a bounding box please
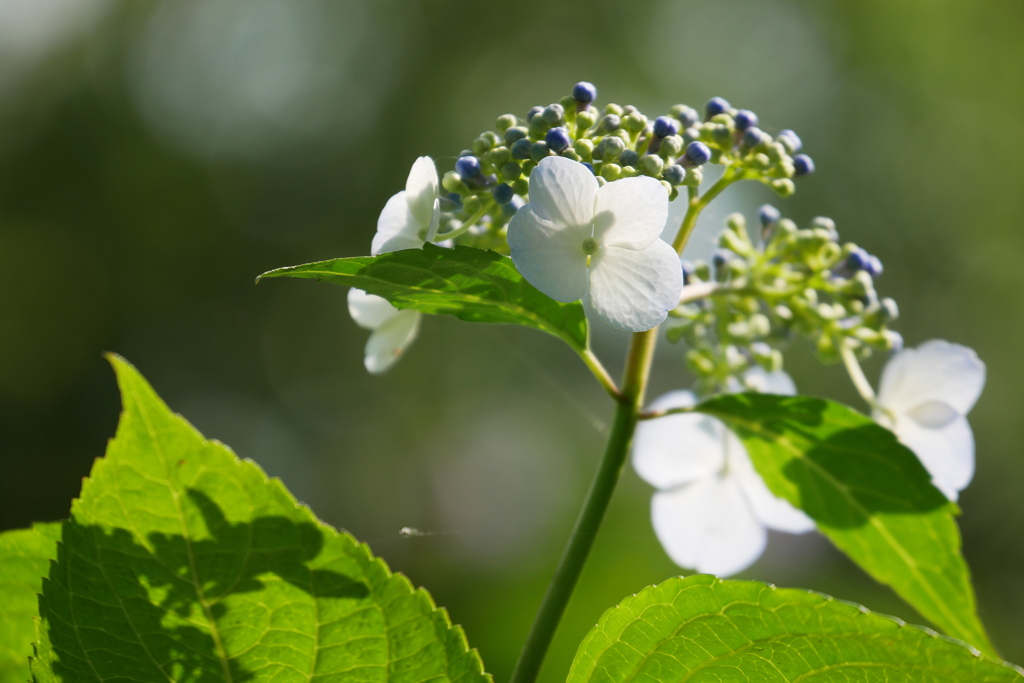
[496,114,518,132]
[880,297,899,321]
[463,195,482,215]
[725,212,746,233]
[683,166,703,186]
[682,127,700,144]
[603,136,625,158]
[668,185,679,201]
[811,216,839,241]
[624,111,647,133]
[821,241,842,264]
[530,141,551,162]
[512,178,530,196]
[484,131,502,147]
[620,165,637,177]
[710,124,732,147]
[604,103,623,116]
[529,117,550,139]
[472,136,492,156]
[574,138,594,159]
[771,178,796,198]
[816,334,839,363]
[486,146,511,167]
[694,262,711,281]
[561,149,582,162]
[660,179,674,196]
[521,160,537,174]
[504,126,528,144]
[686,349,716,376]
[576,109,597,131]
[659,134,683,159]
[442,171,466,194]
[641,154,664,176]
[595,176,607,187]
[727,321,752,340]
[600,163,622,181]
[774,304,793,321]
[559,94,576,112]
[501,161,522,181]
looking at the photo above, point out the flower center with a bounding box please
[581,237,599,255]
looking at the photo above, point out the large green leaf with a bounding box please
[31,355,490,683]
[258,244,589,352]
[0,522,60,683]
[696,393,993,653]
[568,575,1022,683]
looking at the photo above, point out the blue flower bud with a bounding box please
[542,104,564,125]
[758,204,781,227]
[447,192,463,205]
[670,104,699,128]
[492,183,514,205]
[504,126,528,144]
[663,164,686,186]
[618,149,640,167]
[600,114,621,132]
[704,97,731,120]
[653,115,679,138]
[545,126,571,153]
[741,127,768,149]
[511,138,533,160]
[582,161,596,175]
[711,248,732,268]
[684,141,712,166]
[777,129,802,153]
[680,259,695,285]
[573,81,597,103]
[455,156,481,181]
[866,255,883,277]
[846,247,870,271]
[734,109,758,132]
[530,141,551,162]
[793,154,815,176]
[526,106,544,123]
[503,196,524,217]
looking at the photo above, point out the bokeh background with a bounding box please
[1,0,1022,677]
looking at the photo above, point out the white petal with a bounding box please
[883,411,975,500]
[633,391,728,489]
[526,156,599,229]
[593,176,669,250]
[507,204,590,302]
[742,366,796,395]
[729,445,815,533]
[347,288,399,330]
[372,191,423,255]
[588,240,683,331]
[364,309,421,374]
[651,476,766,576]
[877,340,985,416]
[405,156,439,233]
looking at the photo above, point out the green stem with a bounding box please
[579,349,622,401]
[433,201,492,242]
[838,340,886,415]
[510,164,740,683]
[671,168,738,254]
[508,328,657,683]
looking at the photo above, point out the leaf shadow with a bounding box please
[43,489,368,682]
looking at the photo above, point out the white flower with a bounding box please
[350,157,437,373]
[371,156,440,255]
[873,340,985,501]
[347,289,421,375]
[632,368,814,576]
[507,156,683,332]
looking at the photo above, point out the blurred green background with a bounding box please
[1,0,1022,677]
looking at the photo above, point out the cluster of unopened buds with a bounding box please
[667,207,900,396]
[346,81,984,577]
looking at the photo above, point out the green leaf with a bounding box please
[258,244,589,352]
[0,522,60,683]
[696,393,994,654]
[31,354,491,683]
[568,575,1023,683]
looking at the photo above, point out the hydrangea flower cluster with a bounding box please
[433,84,815,255]
[666,208,899,396]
